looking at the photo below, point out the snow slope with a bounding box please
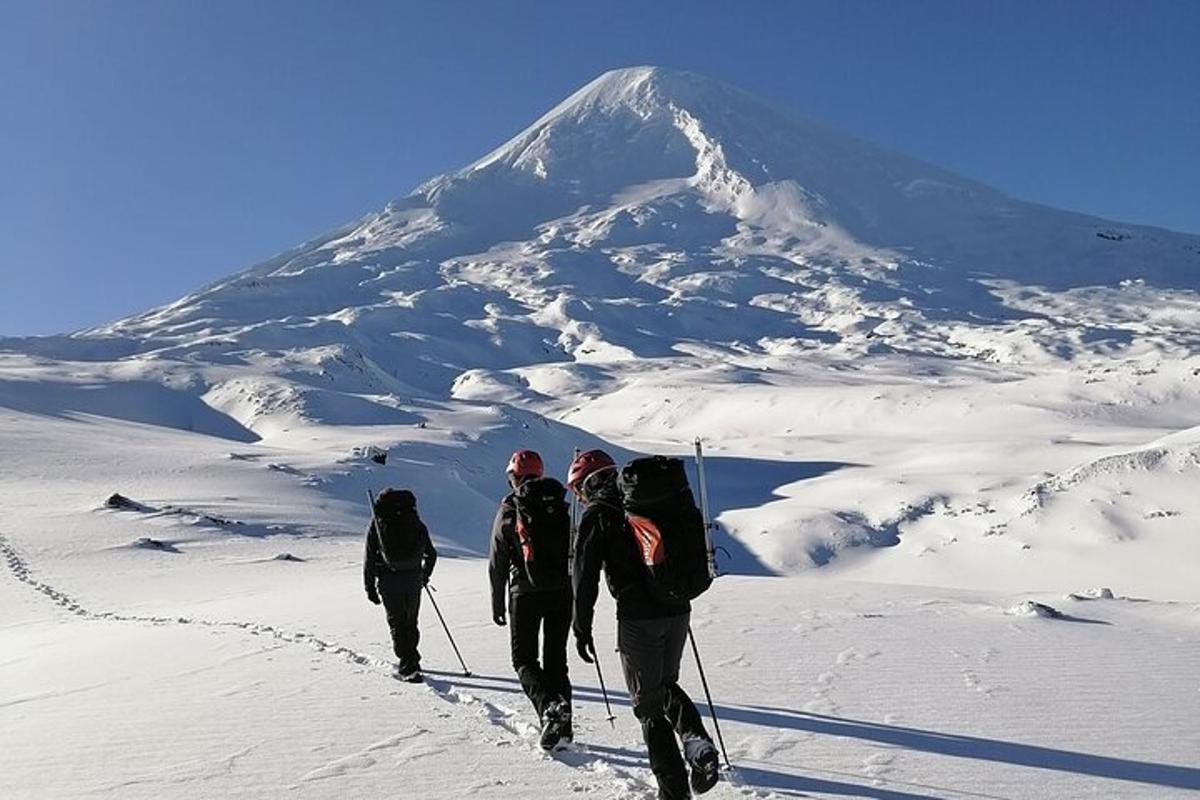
[1,66,1199,798]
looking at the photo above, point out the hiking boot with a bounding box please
[556,697,574,744]
[539,700,571,750]
[684,738,720,795]
[395,664,423,683]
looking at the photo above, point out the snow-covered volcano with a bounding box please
[2,66,1198,587]
[4,66,1200,800]
[21,66,1200,373]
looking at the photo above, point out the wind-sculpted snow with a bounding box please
[1023,432,1200,515]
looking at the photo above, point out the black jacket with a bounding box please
[489,493,569,617]
[572,479,689,640]
[364,518,437,594]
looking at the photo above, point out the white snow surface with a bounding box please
[2,66,1199,798]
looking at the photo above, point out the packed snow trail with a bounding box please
[0,532,714,799]
[1,532,390,670]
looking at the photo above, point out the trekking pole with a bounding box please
[424,582,471,677]
[688,626,733,770]
[367,490,470,677]
[569,447,581,547]
[693,438,719,579]
[570,447,615,729]
[593,647,617,728]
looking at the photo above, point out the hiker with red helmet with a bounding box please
[488,448,575,749]
[569,449,719,800]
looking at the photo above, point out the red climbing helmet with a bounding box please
[567,449,617,494]
[506,449,544,482]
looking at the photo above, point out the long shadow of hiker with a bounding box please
[740,706,1200,792]
[583,742,946,799]
[429,672,941,798]
[426,672,1200,794]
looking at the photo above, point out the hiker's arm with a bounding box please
[363,523,380,599]
[571,511,602,641]
[420,521,437,582]
[488,505,511,620]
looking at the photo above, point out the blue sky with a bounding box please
[1,0,1197,335]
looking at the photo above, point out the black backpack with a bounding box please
[374,489,424,571]
[618,456,713,604]
[510,477,571,589]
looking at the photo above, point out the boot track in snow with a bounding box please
[0,531,717,799]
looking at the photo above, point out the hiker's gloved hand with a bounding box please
[575,632,595,664]
[422,571,432,587]
[492,610,507,627]
[366,587,381,605]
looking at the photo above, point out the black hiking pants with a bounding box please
[509,588,573,718]
[618,613,711,800]
[379,572,423,674]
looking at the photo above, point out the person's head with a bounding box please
[375,488,416,514]
[506,449,544,489]
[567,449,617,502]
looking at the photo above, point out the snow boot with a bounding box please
[684,738,720,795]
[560,702,574,745]
[395,664,423,683]
[539,699,571,750]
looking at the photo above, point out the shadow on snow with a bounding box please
[426,672,1200,795]
[685,456,857,576]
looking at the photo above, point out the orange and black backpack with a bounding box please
[618,456,713,604]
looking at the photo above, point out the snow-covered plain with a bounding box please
[2,67,1198,798]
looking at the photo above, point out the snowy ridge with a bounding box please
[1023,425,1200,514]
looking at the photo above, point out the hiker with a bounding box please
[489,449,574,749]
[364,488,437,682]
[569,449,719,800]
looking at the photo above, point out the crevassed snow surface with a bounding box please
[1,66,1198,799]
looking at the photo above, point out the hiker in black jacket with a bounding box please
[569,449,719,800]
[489,449,574,750]
[364,488,437,682]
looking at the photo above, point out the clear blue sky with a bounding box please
[2,0,1197,336]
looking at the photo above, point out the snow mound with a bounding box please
[105,493,150,512]
[1006,600,1066,619]
[1066,587,1116,601]
[130,537,180,553]
[1024,440,1200,515]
